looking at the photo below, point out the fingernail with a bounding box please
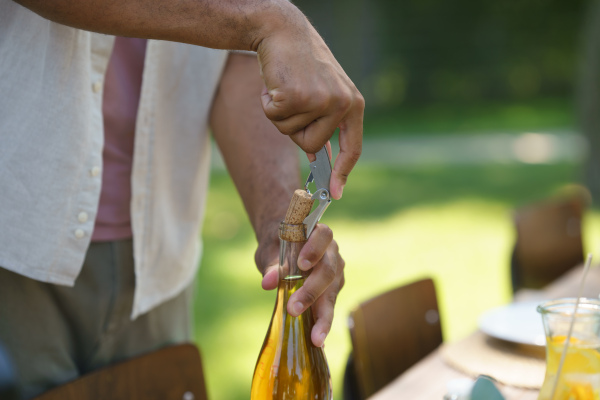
[300,259,312,271]
[292,302,304,316]
[333,184,344,200]
[319,333,327,346]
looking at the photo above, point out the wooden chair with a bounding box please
[33,344,208,400]
[511,195,586,293]
[343,278,443,400]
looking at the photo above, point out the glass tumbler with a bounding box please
[537,298,600,400]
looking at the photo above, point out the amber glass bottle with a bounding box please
[250,191,332,400]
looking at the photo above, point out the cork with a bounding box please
[279,223,307,242]
[284,189,315,224]
[280,189,315,242]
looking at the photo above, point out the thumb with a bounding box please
[261,264,279,290]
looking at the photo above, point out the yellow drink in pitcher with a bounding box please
[537,336,600,400]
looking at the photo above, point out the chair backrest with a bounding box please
[347,278,443,399]
[33,344,208,400]
[511,195,585,292]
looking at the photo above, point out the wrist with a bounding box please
[255,218,282,248]
[250,0,306,52]
[254,218,281,275]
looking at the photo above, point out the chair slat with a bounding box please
[347,278,443,399]
[34,344,208,400]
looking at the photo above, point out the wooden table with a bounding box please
[368,264,600,400]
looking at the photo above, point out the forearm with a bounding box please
[13,0,299,52]
[210,53,300,246]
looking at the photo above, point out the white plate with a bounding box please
[478,301,547,347]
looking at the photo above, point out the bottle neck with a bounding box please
[279,239,307,280]
[278,222,308,280]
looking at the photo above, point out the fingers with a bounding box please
[288,225,335,317]
[292,225,344,347]
[261,264,279,291]
[310,291,335,347]
[297,224,333,272]
[330,103,364,199]
[288,249,336,317]
[311,253,345,347]
[287,114,341,155]
[261,83,329,124]
[262,91,346,155]
[306,141,332,163]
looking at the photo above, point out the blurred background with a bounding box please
[195,0,600,399]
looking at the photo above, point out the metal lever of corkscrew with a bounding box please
[303,146,333,238]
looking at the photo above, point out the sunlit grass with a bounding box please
[584,212,600,259]
[193,162,595,400]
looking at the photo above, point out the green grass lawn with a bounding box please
[193,161,600,400]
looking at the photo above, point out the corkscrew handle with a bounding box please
[302,146,332,238]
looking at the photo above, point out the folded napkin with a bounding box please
[471,376,505,400]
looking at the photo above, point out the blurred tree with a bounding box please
[295,0,382,101]
[579,0,600,204]
[296,0,588,111]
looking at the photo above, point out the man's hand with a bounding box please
[256,4,365,200]
[255,223,345,348]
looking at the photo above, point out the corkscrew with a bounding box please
[302,145,333,238]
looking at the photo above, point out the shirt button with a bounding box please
[78,212,88,223]
[90,166,101,177]
[92,81,103,93]
[74,229,85,239]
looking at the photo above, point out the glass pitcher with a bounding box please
[537,298,600,400]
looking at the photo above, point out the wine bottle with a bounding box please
[250,190,332,400]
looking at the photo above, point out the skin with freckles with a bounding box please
[210,54,345,347]
[15,0,364,199]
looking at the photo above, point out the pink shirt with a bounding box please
[92,37,147,241]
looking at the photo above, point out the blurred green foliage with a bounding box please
[364,98,574,136]
[297,0,589,110]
